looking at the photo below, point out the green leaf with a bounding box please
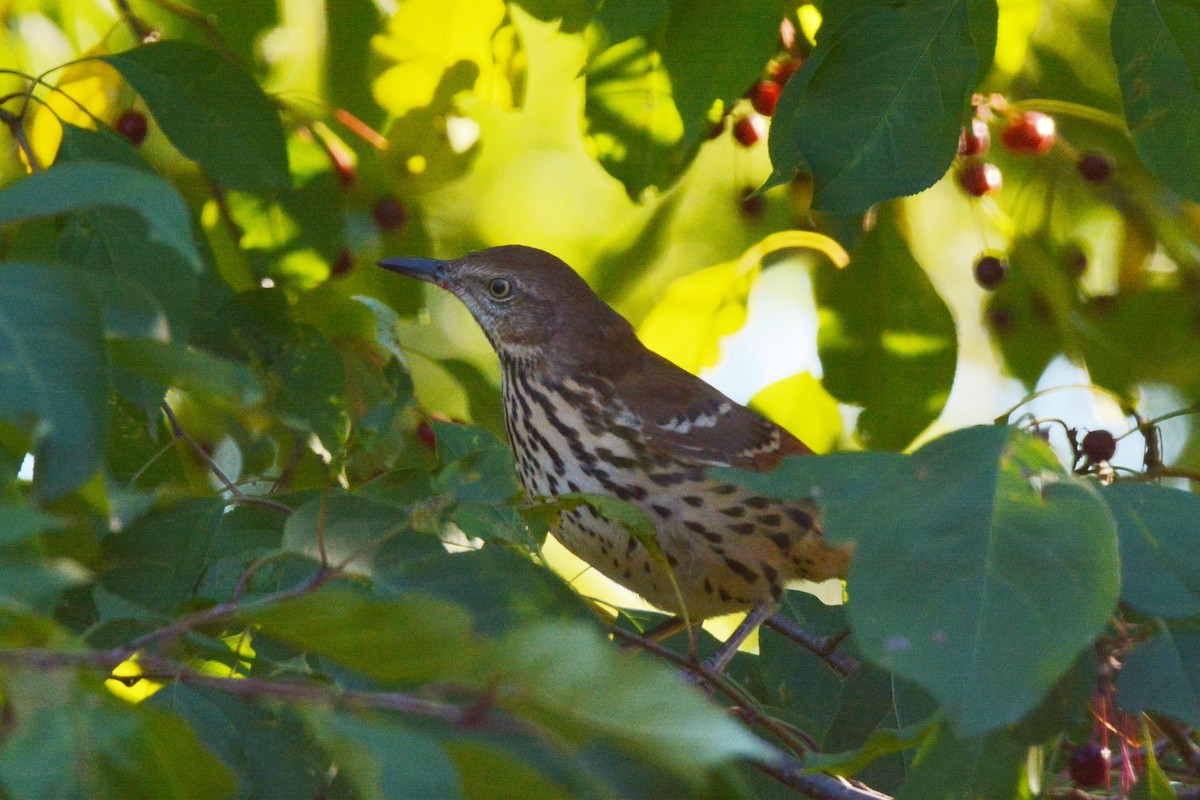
[1130,719,1179,800]
[242,587,481,684]
[108,339,264,409]
[0,161,203,271]
[0,558,91,614]
[100,499,227,614]
[894,722,1026,800]
[1117,618,1200,727]
[55,123,200,341]
[1111,0,1200,202]
[0,679,236,800]
[147,684,329,800]
[305,710,462,800]
[0,504,65,547]
[498,621,771,781]
[805,720,938,777]
[847,426,1119,736]
[434,421,520,505]
[814,213,957,449]
[0,263,109,500]
[102,41,290,192]
[767,0,978,212]
[1103,483,1200,619]
[281,491,419,569]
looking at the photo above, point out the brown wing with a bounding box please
[616,349,814,470]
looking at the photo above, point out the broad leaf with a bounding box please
[1111,0,1200,201]
[103,41,290,191]
[0,161,203,271]
[498,621,771,781]
[1117,618,1200,727]
[108,339,264,410]
[243,587,481,684]
[848,426,1118,736]
[1104,483,1200,619]
[0,263,109,500]
[767,0,979,212]
[305,710,462,800]
[0,505,65,548]
[814,214,957,449]
[894,723,1026,800]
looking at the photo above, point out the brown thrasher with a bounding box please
[379,246,850,633]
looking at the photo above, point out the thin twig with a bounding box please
[765,614,860,677]
[160,402,293,515]
[753,753,893,800]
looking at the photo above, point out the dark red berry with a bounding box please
[957,118,990,157]
[1069,741,1110,787]
[957,160,1002,197]
[416,419,437,450]
[1001,111,1056,155]
[707,117,727,140]
[373,197,408,232]
[1062,242,1088,278]
[973,254,1007,289]
[115,110,148,146]
[732,114,766,147]
[769,57,802,87]
[987,307,1013,333]
[738,186,765,217]
[1081,430,1117,463]
[1078,151,1113,182]
[748,80,781,116]
[330,248,353,277]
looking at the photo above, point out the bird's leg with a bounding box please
[617,615,690,651]
[703,602,776,674]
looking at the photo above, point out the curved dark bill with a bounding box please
[377,256,447,281]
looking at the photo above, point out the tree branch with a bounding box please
[765,613,860,677]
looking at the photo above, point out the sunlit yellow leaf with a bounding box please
[26,57,125,170]
[638,259,755,374]
[105,656,163,703]
[994,0,1041,76]
[370,0,516,117]
[749,372,843,454]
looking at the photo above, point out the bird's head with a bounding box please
[378,245,635,366]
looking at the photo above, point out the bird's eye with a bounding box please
[488,278,513,300]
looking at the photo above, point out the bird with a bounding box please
[378,245,851,636]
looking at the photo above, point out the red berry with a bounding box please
[957,160,1002,197]
[1001,111,1056,155]
[1062,242,1088,278]
[732,114,766,147]
[416,419,437,450]
[373,197,408,232]
[957,118,990,157]
[973,254,1006,289]
[748,81,781,116]
[330,248,353,277]
[1069,741,1110,787]
[769,57,802,87]
[738,186,765,217]
[707,117,727,140]
[1078,151,1112,182]
[1081,430,1117,462]
[115,110,148,146]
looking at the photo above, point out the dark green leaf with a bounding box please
[0,677,235,800]
[281,492,416,568]
[1111,0,1200,201]
[102,41,290,191]
[806,720,937,777]
[814,213,957,449]
[0,504,65,547]
[0,161,203,271]
[1117,618,1200,726]
[242,587,480,683]
[767,1,978,212]
[108,339,264,409]
[306,710,462,800]
[1104,482,1200,619]
[894,723,1026,800]
[0,558,90,614]
[56,123,200,341]
[1130,720,1179,800]
[847,426,1119,736]
[0,263,109,499]
[100,499,226,614]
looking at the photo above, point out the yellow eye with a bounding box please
[488,278,513,299]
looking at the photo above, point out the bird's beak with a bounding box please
[377,256,448,284]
